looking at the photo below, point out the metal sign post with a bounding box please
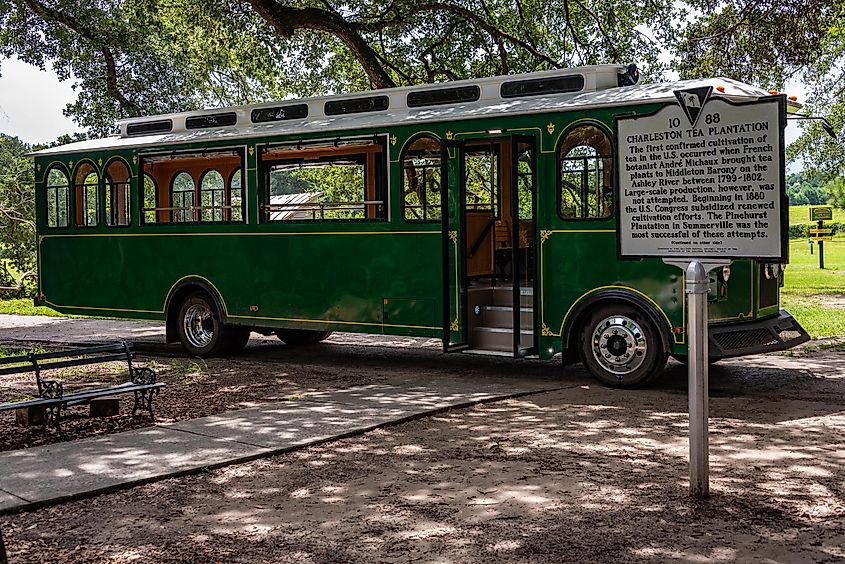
[666,259,730,497]
[615,90,787,499]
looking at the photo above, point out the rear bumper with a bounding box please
[709,310,810,359]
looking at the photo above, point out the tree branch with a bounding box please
[247,0,396,88]
[572,0,620,60]
[22,0,141,116]
[356,2,562,70]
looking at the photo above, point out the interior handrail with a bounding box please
[467,219,494,258]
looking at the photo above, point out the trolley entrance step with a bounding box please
[471,326,534,352]
[479,305,533,329]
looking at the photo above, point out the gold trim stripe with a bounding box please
[40,231,440,239]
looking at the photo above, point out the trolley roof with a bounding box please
[32,65,780,157]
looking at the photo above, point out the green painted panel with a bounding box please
[40,230,442,335]
[443,142,466,347]
[33,100,780,360]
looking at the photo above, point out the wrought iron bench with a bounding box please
[0,342,164,433]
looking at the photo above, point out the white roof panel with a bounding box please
[31,76,773,157]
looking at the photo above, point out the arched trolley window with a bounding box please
[199,170,226,222]
[171,172,195,223]
[45,165,69,228]
[73,162,99,227]
[143,174,158,224]
[402,136,442,222]
[558,124,613,220]
[105,159,131,226]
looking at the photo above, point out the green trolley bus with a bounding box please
[30,64,809,387]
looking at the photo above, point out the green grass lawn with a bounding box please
[0,298,69,317]
[782,238,845,338]
[789,204,845,225]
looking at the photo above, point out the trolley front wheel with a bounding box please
[578,303,667,388]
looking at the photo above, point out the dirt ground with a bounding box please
[1,337,844,563]
[0,334,446,451]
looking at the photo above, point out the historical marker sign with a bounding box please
[616,94,787,261]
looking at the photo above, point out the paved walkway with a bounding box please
[0,314,558,513]
[0,380,558,514]
[0,314,439,350]
[0,314,165,347]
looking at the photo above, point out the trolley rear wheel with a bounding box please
[177,292,249,357]
[177,292,227,356]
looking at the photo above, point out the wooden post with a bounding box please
[818,220,825,269]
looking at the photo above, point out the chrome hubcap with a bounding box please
[183,303,214,349]
[591,315,647,376]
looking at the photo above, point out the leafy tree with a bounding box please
[1,0,676,135]
[0,134,36,291]
[825,176,845,210]
[675,0,845,177]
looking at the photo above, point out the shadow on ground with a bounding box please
[2,346,843,563]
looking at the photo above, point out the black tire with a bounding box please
[276,329,333,345]
[578,303,668,388]
[176,292,229,357]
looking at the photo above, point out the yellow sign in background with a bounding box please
[810,228,832,242]
[809,205,834,222]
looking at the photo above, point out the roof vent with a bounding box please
[324,95,389,116]
[500,75,585,98]
[126,119,173,137]
[407,85,481,108]
[186,112,238,129]
[251,103,309,123]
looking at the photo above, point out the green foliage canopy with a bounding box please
[1,0,676,136]
[786,172,828,206]
[675,0,845,178]
[0,134,35,288]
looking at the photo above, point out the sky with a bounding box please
[0,56,810,169]
[0,57,83,145]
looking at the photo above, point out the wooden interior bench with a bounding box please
[493,219,513,278]
[0,342,164,433]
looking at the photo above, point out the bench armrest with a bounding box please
[39,380,63,399]
[131,367,156,385]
